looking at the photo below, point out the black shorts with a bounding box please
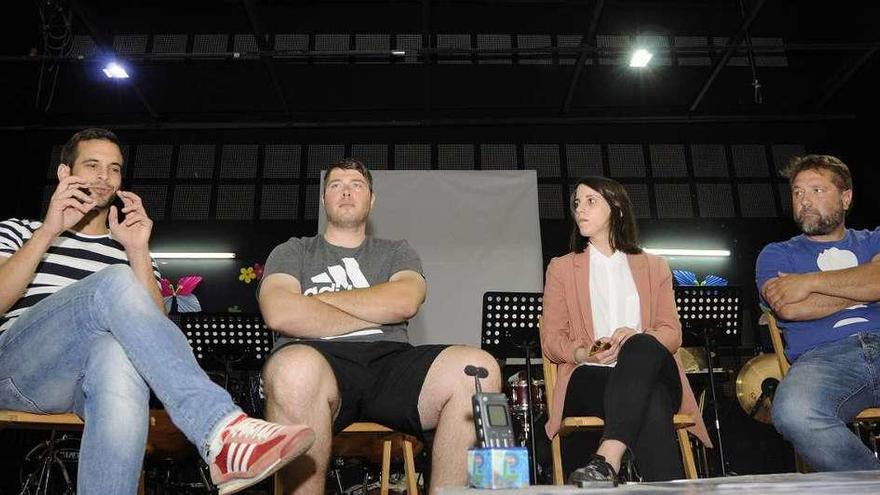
[277,340,449,439]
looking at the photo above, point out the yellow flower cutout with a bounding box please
[239,267,257,284]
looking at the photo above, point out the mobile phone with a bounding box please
[588,340,612,356]
[111,190,126,223]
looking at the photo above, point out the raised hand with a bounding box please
[42,176,97,238]
[109,191,153,252]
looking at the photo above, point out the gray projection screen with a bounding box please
[319,170,544,346]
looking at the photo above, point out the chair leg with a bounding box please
[403,439,418,494]
[676,429,698,479]
[380,439,392,495]
[274,473,283,494]
[551,434,564,485]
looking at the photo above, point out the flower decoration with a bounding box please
[160,275,203,313]
[239,263,265,285]
[239,267,257,284]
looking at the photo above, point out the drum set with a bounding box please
[505,371,546,446]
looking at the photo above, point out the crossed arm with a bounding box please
[762,253,880,321]
[258,270,426,339]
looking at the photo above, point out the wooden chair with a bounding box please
[541,350,699,484]
[274,421,421,494]
[0,409,189,495]
[764,312,880,458]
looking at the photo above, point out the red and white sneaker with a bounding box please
[209,414,315,495]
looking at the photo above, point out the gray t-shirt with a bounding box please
[261,235,423,345]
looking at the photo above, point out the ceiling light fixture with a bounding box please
[102,61,130,79]
[643,248,731,257]
[150,252,236,259]
[629,48,653,68]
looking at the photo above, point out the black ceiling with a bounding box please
[2,0,879,129]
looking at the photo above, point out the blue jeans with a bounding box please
[772,332,880,471]
[0,265,240,494]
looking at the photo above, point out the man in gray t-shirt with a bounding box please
[264,235,422,346]
[258,159,501,493]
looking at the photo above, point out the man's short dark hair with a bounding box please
[324,158,373,192]
[60,128,122,167]
[782,154,852,192]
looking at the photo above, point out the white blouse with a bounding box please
[585,243,642,366]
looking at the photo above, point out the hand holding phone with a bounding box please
[588,339,612,357]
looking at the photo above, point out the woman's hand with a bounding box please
[575,338,617,365]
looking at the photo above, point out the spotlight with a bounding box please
[102,62,129,79]
[629,48,653,68]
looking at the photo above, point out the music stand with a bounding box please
[674,286,742,476]
[481,291,543,482]
[175,313,272,417]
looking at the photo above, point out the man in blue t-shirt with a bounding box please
[756,154,880,471]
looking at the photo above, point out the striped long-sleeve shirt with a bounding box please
[0,218,162,333]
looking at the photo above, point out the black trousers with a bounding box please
[560,333,684,481]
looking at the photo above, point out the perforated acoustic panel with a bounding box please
[731,144,770,177]
[697,184,735,218]
[177,144,215,179]
[650,144,688,178]
[691,144,729,177]
[394,144,431,170]
[438,144,474,170]
[480,144,518,170]
[133,144,173,178]
[523,144,560,178]
[263,145,301,179]
[608,144,646,177]
[220,145,259,178]
[351,144,389,170]
[566,144,603,178]
[538,184,565,219]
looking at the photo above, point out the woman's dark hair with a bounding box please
[569,176,642,254]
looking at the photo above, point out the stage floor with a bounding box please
[439,471,880,494]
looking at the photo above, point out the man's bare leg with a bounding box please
[263,345,340,495]
[418,346,502,494]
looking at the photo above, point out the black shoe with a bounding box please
[619,448,642,483]
[567,454,619,488]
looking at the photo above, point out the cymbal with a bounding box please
[676,347,708,372]
[735,353,783,424]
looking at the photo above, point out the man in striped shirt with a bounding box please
[0,129,315,495]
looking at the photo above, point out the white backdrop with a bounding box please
[319,170,544,346]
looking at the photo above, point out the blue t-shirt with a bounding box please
[756,228,880,361]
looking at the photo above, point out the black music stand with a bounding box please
[481,291,543,483]
[674,286,741,476]
[176,313,272,417]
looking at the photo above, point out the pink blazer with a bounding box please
[540,250,711,447]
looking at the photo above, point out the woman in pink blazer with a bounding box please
[541,176,710,484]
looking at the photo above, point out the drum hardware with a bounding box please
[19,432,79,495]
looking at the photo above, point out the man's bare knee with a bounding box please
[263,345,337,415]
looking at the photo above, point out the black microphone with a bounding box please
[464,365,489,378]
[762,377,779,399]
[748,378,780,419]
[464,365,489,393]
